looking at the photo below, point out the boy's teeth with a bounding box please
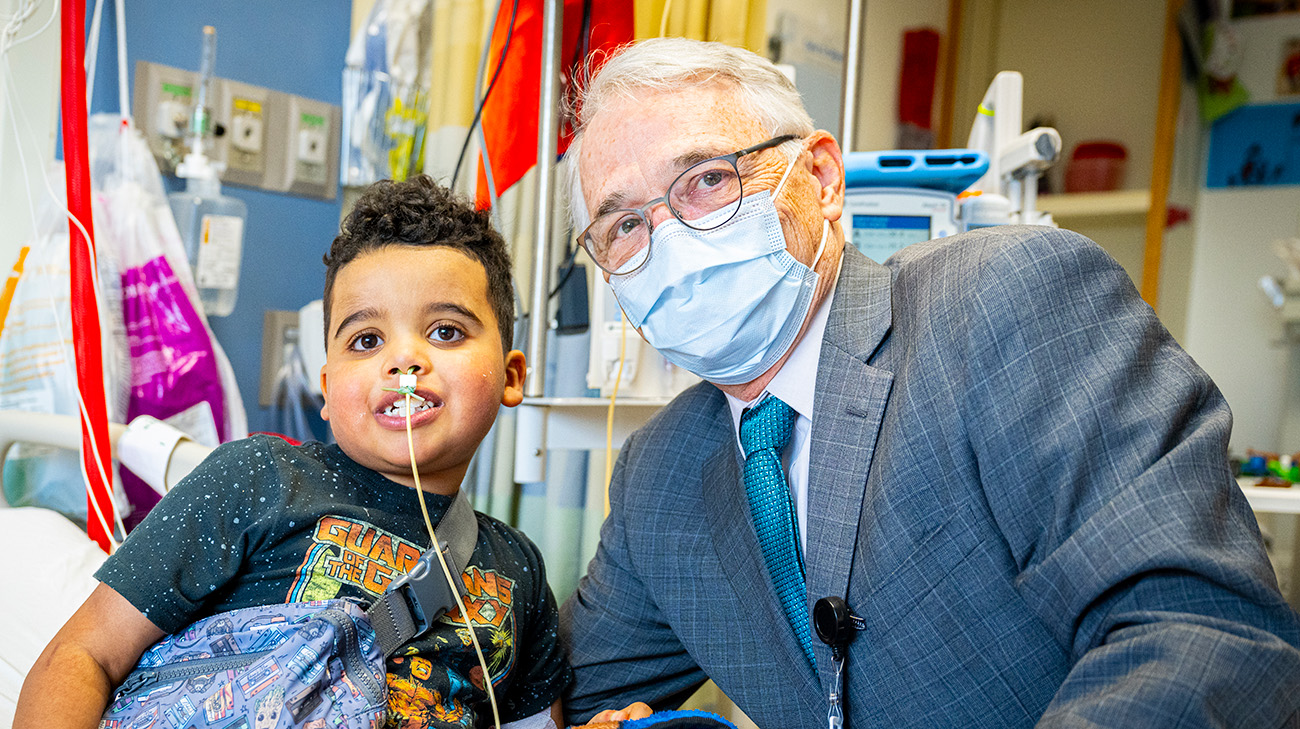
[385,399,434,417]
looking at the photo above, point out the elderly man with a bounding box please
[559,37,1300,727]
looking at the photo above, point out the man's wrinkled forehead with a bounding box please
[583,140,736,217]
[577,86,765,216]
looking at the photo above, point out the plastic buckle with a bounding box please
[386,542,459,635]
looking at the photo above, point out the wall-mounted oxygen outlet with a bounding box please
[215,79,272,189]
[298,125,327,166]
[134,60,340,201]
[267,94,340,200]
[133,60,200,172]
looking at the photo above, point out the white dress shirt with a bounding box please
[725,278,837,555]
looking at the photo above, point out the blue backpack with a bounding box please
[101,491,478,728]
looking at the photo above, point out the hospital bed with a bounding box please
[0,410,211,728]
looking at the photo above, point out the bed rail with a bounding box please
[0,410,211,499]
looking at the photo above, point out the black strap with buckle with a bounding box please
[367,488,479,656]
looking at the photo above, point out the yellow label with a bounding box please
[234,98,262,114]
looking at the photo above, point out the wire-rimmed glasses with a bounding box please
[578,134,800,275]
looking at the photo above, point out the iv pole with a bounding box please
[516,0,864,482]
[839,0,866,153]
[514,0,563,484]
[525,0,563,399]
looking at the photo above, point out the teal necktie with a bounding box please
[740,395,815,667]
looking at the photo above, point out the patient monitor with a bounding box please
[841,149,988,262]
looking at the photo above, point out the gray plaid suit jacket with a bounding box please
[561,226,1300,728]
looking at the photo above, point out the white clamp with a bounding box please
[116,415,193,496]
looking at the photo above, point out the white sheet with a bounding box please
[0,507,106,728]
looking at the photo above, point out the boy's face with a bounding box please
[320,245,525,491]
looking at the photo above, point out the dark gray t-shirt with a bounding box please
[98,435,570,728]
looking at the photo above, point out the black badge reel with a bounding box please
[814,597,865,729]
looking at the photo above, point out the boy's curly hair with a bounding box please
[323,176,515,352]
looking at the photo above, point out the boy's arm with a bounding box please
[14,583,164,729]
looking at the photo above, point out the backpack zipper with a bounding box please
[116,650,266,696]
[319,606,386,706]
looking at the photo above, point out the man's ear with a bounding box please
[501,350,527,407]
[319,366,330,421]
[806,130,845,223]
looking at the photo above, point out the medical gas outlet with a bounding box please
[218,79,271,190]
[134,60,340,200]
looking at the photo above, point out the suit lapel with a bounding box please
[805,247,896,669]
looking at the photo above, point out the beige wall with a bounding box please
[855,0,951,152]
[953,0,1164,194]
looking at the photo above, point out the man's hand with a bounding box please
[583,702,653,725]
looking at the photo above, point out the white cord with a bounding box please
[6,0,55,51]
[603,314,626,515]
[400,384,501,727]
[2,49,125,547]
[114,0,128,122]
[658,0,674,37]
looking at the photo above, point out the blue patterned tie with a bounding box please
[741,395,815,667]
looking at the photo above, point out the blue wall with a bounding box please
[88,0,351,435]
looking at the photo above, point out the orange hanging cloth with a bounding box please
[475,0,633,209]
[61,0,117,552]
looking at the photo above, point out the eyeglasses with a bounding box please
[578,134,800,275]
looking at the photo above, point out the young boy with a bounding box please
[16,176,571,729]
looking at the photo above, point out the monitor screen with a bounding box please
[850,214,932,262]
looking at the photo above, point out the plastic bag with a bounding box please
[0,164,131,522]
[88,115,247,525]
[340,0,432,185]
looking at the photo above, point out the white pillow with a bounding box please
[0,507,106,728]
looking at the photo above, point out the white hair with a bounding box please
[564,37,815,230]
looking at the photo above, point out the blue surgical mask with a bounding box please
[609,156,830,386]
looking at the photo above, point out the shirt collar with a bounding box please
[726,275,838,429]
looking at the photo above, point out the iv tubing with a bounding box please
[114,0,127,121]
[603,314,626,515]
[2,62,124,547]
[3,3,124,547]
[400,379,501,728]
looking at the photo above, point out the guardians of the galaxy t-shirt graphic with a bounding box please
[287,516,425,601]
[287,516,519,728]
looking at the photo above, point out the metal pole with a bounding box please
[525,0,563,398]
[839,0,865,153]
